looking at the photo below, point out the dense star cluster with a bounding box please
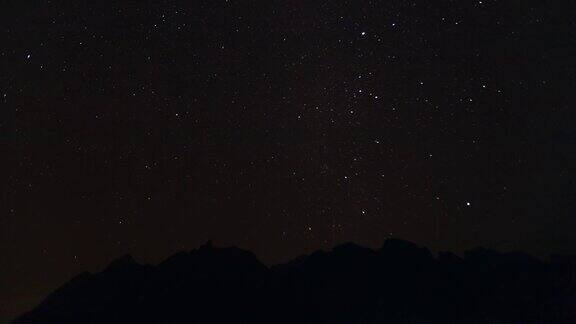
[2,0,575,321]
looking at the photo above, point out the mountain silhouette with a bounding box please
[13,239,576,323]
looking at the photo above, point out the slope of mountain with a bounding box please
[14,240,576,323]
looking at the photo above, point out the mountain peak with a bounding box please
[104,254,139,272]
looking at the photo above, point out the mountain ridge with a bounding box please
[14,239,576,323]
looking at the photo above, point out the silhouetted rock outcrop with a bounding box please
[14,239,576,323]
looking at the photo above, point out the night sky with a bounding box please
[2,0,576,321]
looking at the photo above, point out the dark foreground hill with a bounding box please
[14,240,576,323]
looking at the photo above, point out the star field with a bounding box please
[2,0,576,321]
